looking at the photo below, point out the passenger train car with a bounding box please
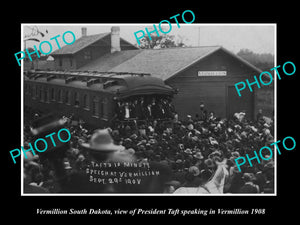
[24,70,175,128]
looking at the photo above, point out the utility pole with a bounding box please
[198,27,200,46]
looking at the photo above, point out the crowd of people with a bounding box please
[115,96,175,120]
[23,102,275,194]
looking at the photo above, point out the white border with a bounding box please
[20,23,277,196]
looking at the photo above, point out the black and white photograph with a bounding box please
[21,24,276,195]
[3,3,299,220]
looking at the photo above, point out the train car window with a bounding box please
[24,83,28,94]
[92,96,100,117]
[28,84,32,96]
[39,87,43,102]
[27,84,30,94]
[101,97,108,119]
[83,94,89,110]
[35,85,38,100]
[74,92,80,107]
[50,88,55,101]
[65,90,68,104]
[57,89,63,103]
[44,87,49,103]
[100,100,104,117]
[31,85,35,99]
[65,90,71,105]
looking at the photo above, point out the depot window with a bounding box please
[101,97,108,118]
[84,50,92,60]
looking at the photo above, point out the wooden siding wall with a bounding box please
[54,56,77,70]
[75,45,110,69]
[167,50,259,120]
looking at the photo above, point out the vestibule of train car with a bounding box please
[114,94,175,121]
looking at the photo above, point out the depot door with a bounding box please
[227,86,254,120]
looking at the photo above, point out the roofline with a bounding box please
[219,46,263,74]
[51,33,111,56]
[216,47,272,80]
[51,33,138,56]
[165,46,265,81]
[120,38,139,50]
[165,46,222,81]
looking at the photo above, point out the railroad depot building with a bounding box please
[35,26,270,120]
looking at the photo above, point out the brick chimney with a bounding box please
[111,26,121,53]
[81,27,87,37]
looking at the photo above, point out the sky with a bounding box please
[22,24,275,55]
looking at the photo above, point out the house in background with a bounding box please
[50,27,138,70]
[24,55,55,71]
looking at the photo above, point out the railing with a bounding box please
[111,118,174,128]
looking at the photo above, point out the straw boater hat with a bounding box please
[231,151,240,159]
[188,166,200,176]
[204,158,215,168]
[81,129,125,152]
[184,148,192,154]
[193,152,204,160]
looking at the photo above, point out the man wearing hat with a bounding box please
[193,152,205,170]
[23,151,49,193]
[198,102,208,122]
[81,129,126,161]
[239,173,260,193]
[181,166,202,187]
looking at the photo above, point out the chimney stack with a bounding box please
[111,26,121,53]
[81,27,87,37]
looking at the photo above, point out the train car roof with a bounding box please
[24,70,174,97]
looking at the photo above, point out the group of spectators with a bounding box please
[115,96,175,120]
[23,103,274,194]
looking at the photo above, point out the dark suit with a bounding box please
[145,105,153,119]
[198,109,208,121]
[132,103,143,119]
[151,104,160,119]
[116,103,125,120]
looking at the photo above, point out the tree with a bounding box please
[136,27,187,49]
[23,47,42,61]
[24,26,48,39]
[237,48,274,72]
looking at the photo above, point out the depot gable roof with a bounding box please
[79,46,263,81]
